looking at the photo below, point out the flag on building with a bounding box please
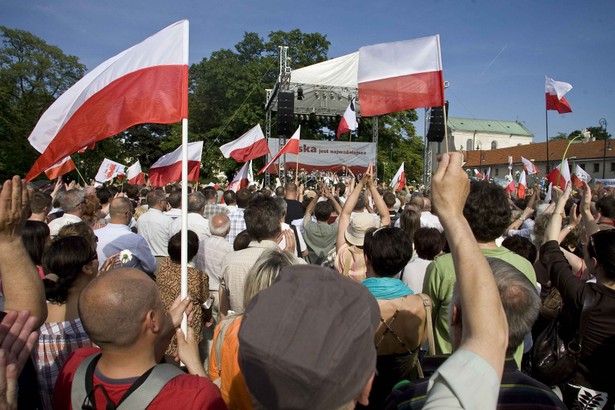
[390,162,405,191]
[258,126,301,174]
[572,164,592,188]
[337,99,358,138]
[148,141,203,187]
[126,161,146,185]
[358,35,444,116]
[26,20,189,181]
[517,170,527,199]
[545,76,573,114]
[44,156,76,180]
[228,161,252,192]
[95,159,126,183]
[521,156,539,175]
[546,158,571,190]
[220,124,269,162]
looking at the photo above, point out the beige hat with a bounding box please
[345,213,379,246]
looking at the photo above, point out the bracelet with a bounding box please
[518,217,525,222]
[565,225,574,231]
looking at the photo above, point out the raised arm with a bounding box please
[322,184,342,216]
[430,153,508,378]
[0,177,47,327]
[580,182,599,237]
[337,171,368,251]
[366,173,390,227]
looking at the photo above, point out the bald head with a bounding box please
[108,197,133,224]
[78,268,158,348]
[209,213,231,237]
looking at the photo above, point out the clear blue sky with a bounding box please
[3,0,614,142]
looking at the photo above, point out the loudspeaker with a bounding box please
[277,92,295,136]
[426,101,449,143]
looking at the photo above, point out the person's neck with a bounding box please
[286,194,297,200]
[477,240,498,249]
[97,345,158,379]
[28,213,47,222]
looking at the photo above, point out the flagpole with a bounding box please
[73,166,87,186]
[546,108,550,173]
[443,104,449,153]
[179,21,189,336]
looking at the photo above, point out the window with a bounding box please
[580,163,586,170]
[594,163,600,173]
[491,141,498,150]
[495,168,499,176]
[466,139,473,151]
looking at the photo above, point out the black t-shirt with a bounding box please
[285,199,305,224]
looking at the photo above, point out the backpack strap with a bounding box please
[71,352,184,410]
[417,293,436,356]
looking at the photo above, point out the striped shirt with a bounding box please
[32,319,91,410]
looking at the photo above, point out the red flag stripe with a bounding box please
[148,160,200,187]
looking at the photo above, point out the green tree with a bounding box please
[550,126,611,141]
[0,26,85,180]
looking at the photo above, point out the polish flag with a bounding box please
[544,183,553,203]
[484,167,491,181]
[505,172,516,194]
[545,76,573,114]
[148,141,203,187]
[220,124,269,162]
[95,159,126,183]
[358,35,444,117]
[258,126,301,175]
[228,161,252,192]
[473,169,483,179]
[336,99,358,138]
[572,164,592,188]
[44,156,76,180]
[390,162,405,191]
[521,157,539,175]
[26,20,189,181]
[546,158,571,190]
[517,170,527,199]
[126,161,146,185]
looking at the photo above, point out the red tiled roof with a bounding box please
[464,140,615,167]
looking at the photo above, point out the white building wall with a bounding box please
[452,130,533,152]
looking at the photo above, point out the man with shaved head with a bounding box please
[53,268,225,409]
[95,197,157,276]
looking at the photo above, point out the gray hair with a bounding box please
[188,192,206,213]
[60,189,85,213]
[209,213,230,237]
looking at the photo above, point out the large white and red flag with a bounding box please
[545,76,573,114]
[126,161,146,185]
[546,158,571,190]
[517,170,527,199]
[148,141,203,187]
[337,99,358,138]
[521,156,539,175]
[228,161,253,192]
[572,164,592,188]
[95,159,126,183]
[505,171,516,194]
[26,20,189,181]
[220,124,269,162]
[44,156,76,180]
[390,162,405,191]
[258,126,301,175]
[358,35,444,117]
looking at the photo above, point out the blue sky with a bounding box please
[3,0,614,142]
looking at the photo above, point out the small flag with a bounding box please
[521,157,539,175]
[258,126,301,175]
[95,159,126,183]
[228,161,252,192]
[473,169,483,179]
[126,161,146,185]
[148,141,203,187]
[517,170,527,199]
[337,99,358,138]
[544,183,553,203]
[390,162,405,191]
[220,124,270,162]
[44,156,76,180]
[545,76,573,114]
[546,159,571,190]
[571,164,591,188]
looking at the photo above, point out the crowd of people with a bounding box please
[0,152,613,409]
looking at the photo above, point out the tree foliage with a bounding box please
[0,26,85,180]
[550,126,611,141]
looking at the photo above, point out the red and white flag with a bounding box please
[505,171,516,194]
[149,141,203,187]
[545,76,573,114]
[517,170,527,199]
[95,159,126,183]
[390,162,405,191]
[521,156,539,175]
[258,126,301,175]
[572,164,592,188]
[484,167,491,180]
[337,99,358,138]
[473,169,483,179]
[26,20,189,181]
[544,183,553,203]
[358,35,445,116]
[44,156,76,180]
[126,161,145,185]
[546,158,571,190]
[220,124,269,162]
[228,161,252,192]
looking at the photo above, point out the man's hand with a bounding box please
[175,326,206,377]
[0,177,30,244]
[0,311,39,376]
[581,182,592,215]
[431,153,470,221]
[168,295,192,329]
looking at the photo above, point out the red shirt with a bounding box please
[53,347,227,410]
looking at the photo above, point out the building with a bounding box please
[464,139,615,181]
[447,117,534,152]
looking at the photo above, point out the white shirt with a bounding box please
[48,214,82,238]
[136,208,173,257]
[420,211,444,232]
[164,208,182,220]
[95,223,157,274]
[171,213,211,241]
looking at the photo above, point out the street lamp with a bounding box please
[600,118,608,179]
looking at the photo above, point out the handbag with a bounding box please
[531,290,594,387]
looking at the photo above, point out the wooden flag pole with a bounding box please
[443,103,449,153]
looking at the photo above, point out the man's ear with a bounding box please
[146,309,162,333]
[356,372,375,406]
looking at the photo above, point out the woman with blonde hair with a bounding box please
[209,248,297,409]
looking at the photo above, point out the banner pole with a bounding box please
[180,21,189,336]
